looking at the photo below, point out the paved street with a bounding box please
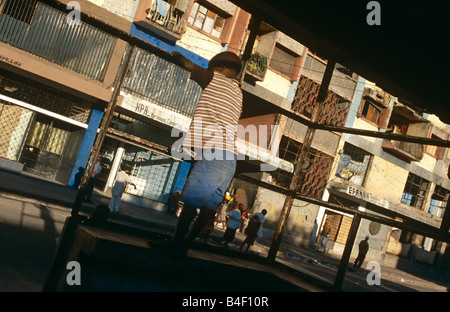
[0,193,69,291]
[0,170,449,292]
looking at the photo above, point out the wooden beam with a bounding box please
[333,214,361,290]
[71,45,135,217]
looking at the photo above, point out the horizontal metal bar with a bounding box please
[0,93,88,129]
[236,173,450,242]
[40,1,448,147]
[106,127,168,153]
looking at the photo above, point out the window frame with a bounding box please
[187,2,227,40]
[428,185,449,217]
[268,43,303,81]
[360,99,382,125]
[401,173,430,210]
[425,134,446,160]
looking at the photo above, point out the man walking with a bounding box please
[354,236,370,269]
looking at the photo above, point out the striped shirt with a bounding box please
[183,70,243,157]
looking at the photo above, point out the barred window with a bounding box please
[401,173,430,210]
[2,0,38,24]
[428,185,449,218]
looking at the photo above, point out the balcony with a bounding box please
[134,0,188,43]
[243,52,268,81]
[0,1,116,81]
[120,47,202,124]
[382,104,431,162]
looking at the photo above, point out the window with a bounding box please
[269,43,302,81]
[270,137,302,188]
[360,100,381,124]
[401,173,430,210]
[428,185,449,218]
[188,2,226,38]
[2,0,37,24]
[425,135,446,160]
[335,142,372,186]
[278,136,302,163]
[270,44,296,77]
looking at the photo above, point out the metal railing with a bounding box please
[146,0,185,34]
[122,47,201,117]
[0,0,116,81]
[245,52,268,78]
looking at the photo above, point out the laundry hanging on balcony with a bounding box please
[156,0,171,17]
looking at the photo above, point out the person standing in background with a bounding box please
[84,155,102,204]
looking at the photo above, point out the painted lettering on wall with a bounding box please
[0,54,22,67]
[347,185,371,201]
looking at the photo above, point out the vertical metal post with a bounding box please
[43,44,135,291]
[70,44,135,218]
[267,60,336,263]
[333,213,361,290]
[238,16,261,85]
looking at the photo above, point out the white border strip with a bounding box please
[0,93,88,129]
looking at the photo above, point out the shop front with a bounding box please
[0,69,94,184]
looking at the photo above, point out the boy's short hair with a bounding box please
[208,51,242,73]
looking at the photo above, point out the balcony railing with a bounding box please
[122,47,201,118]
[145,0,185,34]
[0,1,116,81]
[244,52,268,80]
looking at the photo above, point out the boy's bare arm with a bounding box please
[171,51,198,72]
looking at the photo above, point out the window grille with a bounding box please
[428,185,449,218]
[401,173,430,210]
[271,136,334,199]
[0,1,116,81]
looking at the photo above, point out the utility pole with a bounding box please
[333,213,361,290]
[70,44,135,217]
[267,60,336,263]
[238,16,261,85]
[43,44,135,291]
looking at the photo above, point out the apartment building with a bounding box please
[0,0,295,211]
[0,0,127,183]
[0,1,448,272]
[318,78,450,269]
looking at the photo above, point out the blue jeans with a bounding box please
[180,151,236,212]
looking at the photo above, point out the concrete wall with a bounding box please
[86,0,138,22]
[364,156,409,205]
[253,174,321,248]
[177,26,224,60]
[257,70,292,99]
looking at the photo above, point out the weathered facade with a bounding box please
[0,0,448,274]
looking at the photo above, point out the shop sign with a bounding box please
[119,92,191,132]
[346,185,389,208]
[0,54,22,67]
[347,185,370,201]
